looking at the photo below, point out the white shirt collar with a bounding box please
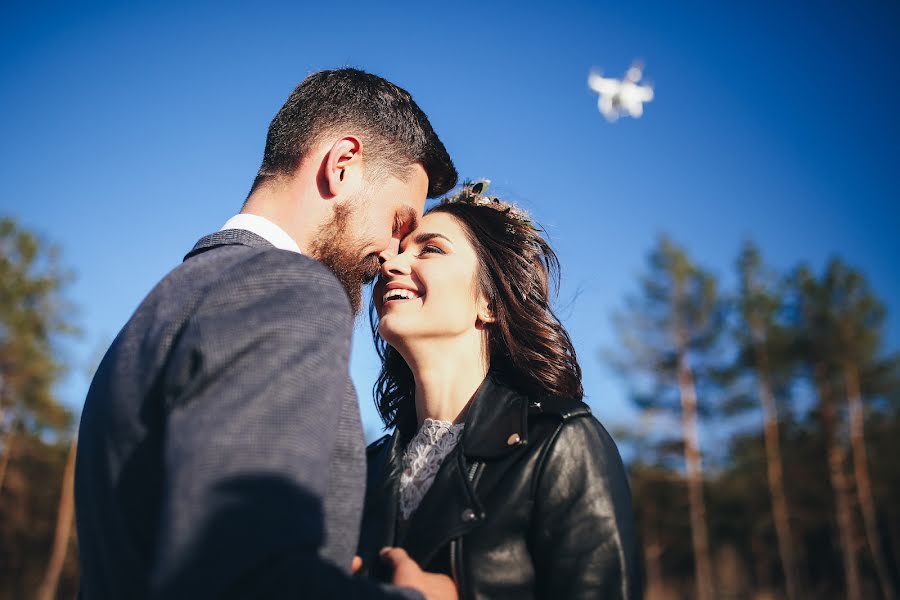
[220,214,302,254]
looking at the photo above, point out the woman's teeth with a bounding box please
[383,289,420,303]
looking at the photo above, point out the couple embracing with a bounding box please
[75,69,639,599]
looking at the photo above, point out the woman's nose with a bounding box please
[381,252,411,276]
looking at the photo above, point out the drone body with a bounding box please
[588,64,654,122]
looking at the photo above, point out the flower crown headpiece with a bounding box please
[440,180,537,231]
[440,180,545,302]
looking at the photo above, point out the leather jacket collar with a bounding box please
[460,373,532,458]
[396,372,532,460]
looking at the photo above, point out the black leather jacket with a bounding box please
[358,374,640,599]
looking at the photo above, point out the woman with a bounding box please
[358,182,639,599]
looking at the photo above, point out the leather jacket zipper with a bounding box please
[450,538,465,595]
[467,461,485,487]
[450,461,483,599]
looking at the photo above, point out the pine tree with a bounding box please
[794,264,864,600]
[734,242,802,600]
[819,260,896,600]
[0,216,79,597]
[610,236,722,600]
[0,217,77,495]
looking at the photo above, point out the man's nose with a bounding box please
[377,238,401,264]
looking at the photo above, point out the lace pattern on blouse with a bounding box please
[398,418,465,520]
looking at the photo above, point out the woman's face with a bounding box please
[374,211,491,347]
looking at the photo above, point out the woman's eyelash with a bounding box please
[418,245,445,255]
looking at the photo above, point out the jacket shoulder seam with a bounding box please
[529,397,592,421]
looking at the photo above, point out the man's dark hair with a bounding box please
[250,68,457,198]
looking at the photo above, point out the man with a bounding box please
[75,68,458,599]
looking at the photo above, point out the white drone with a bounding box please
[588,63,654,122]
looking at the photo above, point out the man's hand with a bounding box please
[379,547,458,600]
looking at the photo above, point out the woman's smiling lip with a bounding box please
[384,281,420,294]
[381,281,424,305]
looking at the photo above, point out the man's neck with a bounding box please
[221,214,302,254]
[241,181,319,255]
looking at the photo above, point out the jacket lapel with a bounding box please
[402,447,484,567]
[372,431,404,548]
[357,431,406,578]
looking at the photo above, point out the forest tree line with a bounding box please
[611,236,899,600]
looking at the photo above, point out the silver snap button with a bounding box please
[461,508,476,522]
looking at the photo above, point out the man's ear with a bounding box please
[323,136,362,197]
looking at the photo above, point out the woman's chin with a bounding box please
[378,320,407,347]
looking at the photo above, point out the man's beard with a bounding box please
[309,200,381,315]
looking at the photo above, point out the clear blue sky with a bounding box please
[2,1,898,440]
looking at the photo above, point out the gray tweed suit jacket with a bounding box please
[75,230,418,599]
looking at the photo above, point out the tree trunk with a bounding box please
[844,361,896,600]
[676,350,715,600]
[36,436,77,600]
[753,335,802,600]
[815,365,863,600]
[643,518,667,600]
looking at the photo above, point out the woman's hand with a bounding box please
[379,547,458,600]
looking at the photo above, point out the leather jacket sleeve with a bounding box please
[529,415,640,599]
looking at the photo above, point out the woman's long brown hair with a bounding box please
[370,200,583,428]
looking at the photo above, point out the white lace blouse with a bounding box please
[398,418,465,520]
